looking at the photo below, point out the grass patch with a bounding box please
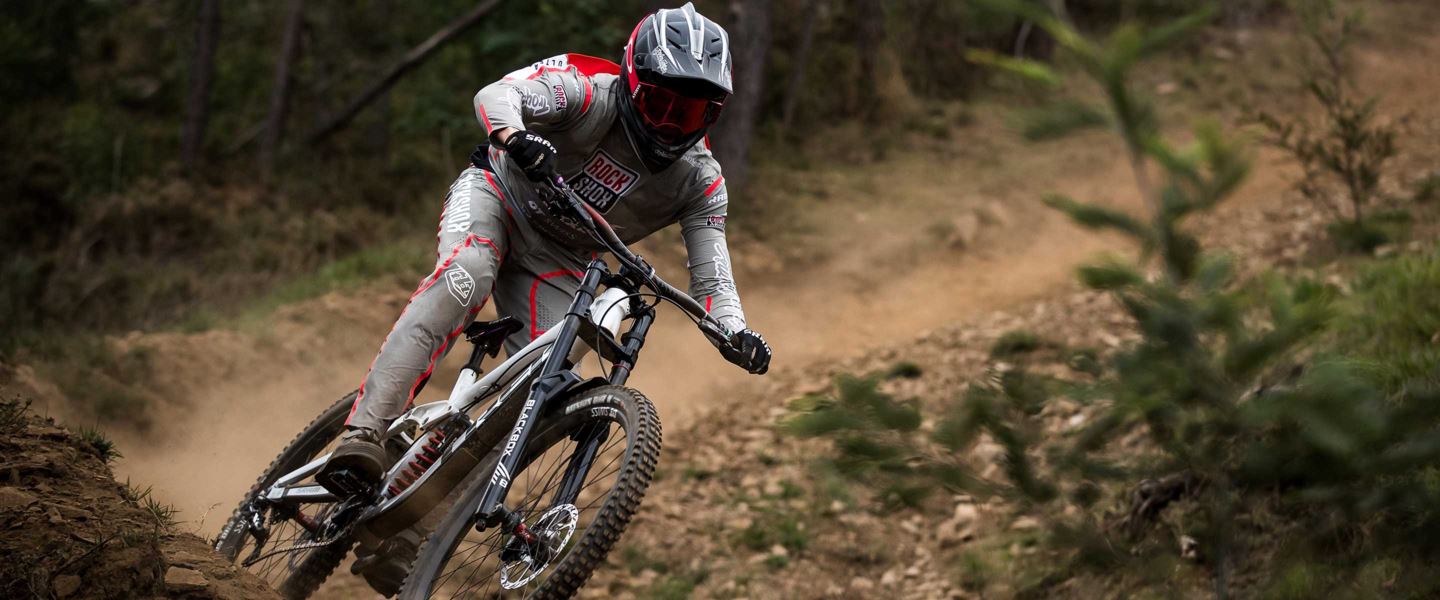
[621,547,709,600]
[77,426,122,464]
[214,241,431,331]
[1331,243,1440,390]
[681,465,715,481]
[990,330,1049,358]
[885,361,924,379]
[1066,347,1104,377]
[736,510,809,554]
[619,546,671,576]
[1414,172,1440,203]
[0,396,29,433]
[644,569,710,600]
[120,479,177,530]
[958,550,995,592]
[1015,101,1108,142]
[35,340,156,428]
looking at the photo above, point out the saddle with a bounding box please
[464,316,524,359]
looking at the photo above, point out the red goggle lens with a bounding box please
[632,82,724,143]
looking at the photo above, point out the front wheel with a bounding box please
[400,385,662,599]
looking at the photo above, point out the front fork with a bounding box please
[474,260,658,542]
[474,263,596,531]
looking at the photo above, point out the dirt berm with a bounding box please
[0,396,278,600]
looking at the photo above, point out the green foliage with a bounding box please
[886,361,925,379]
[792,4,1440,595]
[1414,172,1440,204]
[1256,0,1400,251]
[0,0,647,354]
[966,48,1065,87]
[120,479,177,530]
[1324,219,1390,253]
[991,330,1049,358]
[0,0,1302,357]
[736,510,809,554]
[34,340,157,427]
[643,569,710,600]
[1017,101,1109,141]
[1330,246,1440,390]
[620,546,670,576]
[78,426,122,464]
[785,373,941,507]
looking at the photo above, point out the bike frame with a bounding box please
[244,177,725,560]
[251,259,652,540]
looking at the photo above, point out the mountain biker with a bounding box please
[320,3,770,501]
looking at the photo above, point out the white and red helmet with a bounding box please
[618,3,732,170]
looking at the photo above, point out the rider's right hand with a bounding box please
[499,129,558,181]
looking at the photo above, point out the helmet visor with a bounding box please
[633,81,724,144]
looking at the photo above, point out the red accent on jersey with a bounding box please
[529,270,585,340]
[581,77,594,114]
[564,53,620,77]
[478,105,493,133]
[702,176,725,198]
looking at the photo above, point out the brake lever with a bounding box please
[697,318,731,348]
[547,176,592,224]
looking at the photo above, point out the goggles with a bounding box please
[631,81,725,144]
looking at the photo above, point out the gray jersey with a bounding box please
[473,54,745,332]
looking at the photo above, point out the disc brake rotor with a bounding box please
[499,504,580,590]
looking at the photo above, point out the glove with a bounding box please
[719,329,771,375]
[500,130,558,181]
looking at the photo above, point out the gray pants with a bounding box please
[346,167,588,432]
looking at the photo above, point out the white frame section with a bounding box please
[261,287,635,505]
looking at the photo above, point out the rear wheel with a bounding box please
[399,385,661,599]
[214,392,358,599]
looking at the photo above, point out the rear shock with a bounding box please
[386,417,469,498]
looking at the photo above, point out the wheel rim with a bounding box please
[430,419,629,598]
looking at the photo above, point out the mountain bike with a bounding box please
[214,177,737,598]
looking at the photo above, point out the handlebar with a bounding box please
[545,177,732,348]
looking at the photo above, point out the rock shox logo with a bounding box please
[551,84,568,110]
[571,151,638,212]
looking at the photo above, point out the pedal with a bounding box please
[316,467,375,499]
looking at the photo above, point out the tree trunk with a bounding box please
[711,0,772,193]
[305,0,503,146]
[259,0,306,183]
[853,0,885,119]
[779,0,821,139]
[180,0,221,172]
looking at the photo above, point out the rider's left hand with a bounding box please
[720,329,771,375]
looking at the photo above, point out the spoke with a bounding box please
[440,533,503,591]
